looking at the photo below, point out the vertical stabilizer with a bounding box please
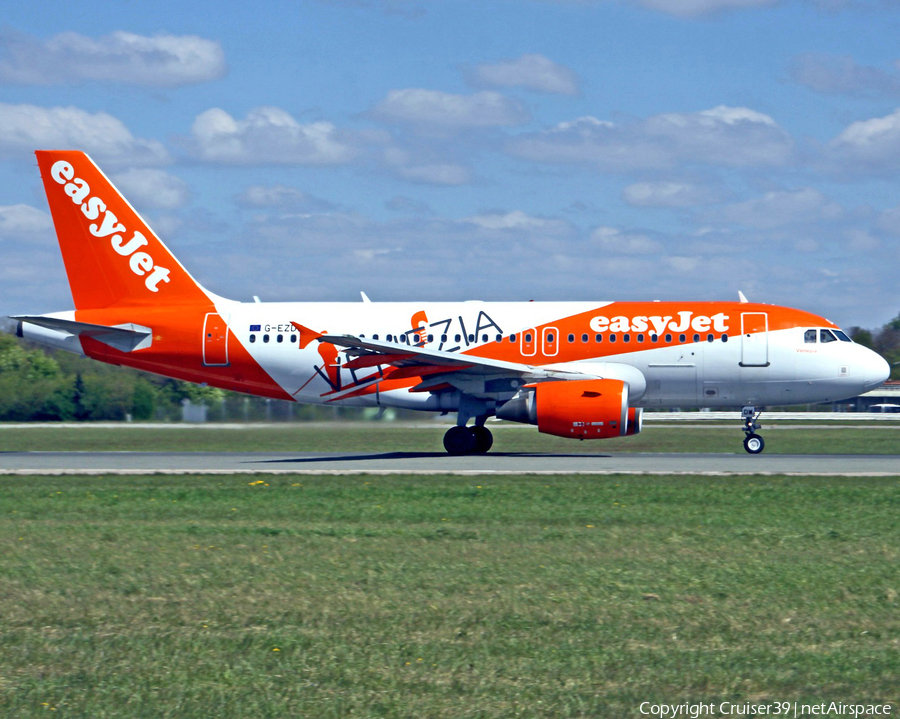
[36,150,211,310]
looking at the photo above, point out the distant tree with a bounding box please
[72,373,90,421]
[849,327,873,348]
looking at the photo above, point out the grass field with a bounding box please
[0,422,898,454]
[2,472,898,717]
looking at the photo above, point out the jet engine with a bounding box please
[496,378,642,439]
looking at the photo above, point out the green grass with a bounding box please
[0,422,898,454]
[1,473,898,717]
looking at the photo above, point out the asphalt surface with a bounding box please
[1,451,898,475]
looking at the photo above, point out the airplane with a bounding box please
[1,150,891,454]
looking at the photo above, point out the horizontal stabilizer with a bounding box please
[12,315,152,353]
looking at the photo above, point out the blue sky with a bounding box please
[1,0,898,328]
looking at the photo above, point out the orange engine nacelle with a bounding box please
[497,378,638,440]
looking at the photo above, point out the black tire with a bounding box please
[444,425,476,455]
[470,426,493,454]
[743,433,765,454]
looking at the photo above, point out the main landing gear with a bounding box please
[741,406,765,454]
[443,423,493,455]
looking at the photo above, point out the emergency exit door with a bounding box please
[203,313,230,366]
[740,312,768,367]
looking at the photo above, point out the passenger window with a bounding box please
[567,334,574,343]
[650,334,658,343]
[482,334,488,342]
[290,335,297,343]
[804,329,817,343]
[386,334,393,342]
[623,334,630,343]
[693,334,700,343]
[414,334,420,343]
[277,334,283,343]
[249,334,256,343]
[707,334,713,342]
[679,334,686,343]
[454,334,461,342]
[722,334,728,342]
[609,334,617,343]
[468,334,474,343]
[428,334,434,343]
[637,334,644,343]
[263,334,269,343]
[665,334,672,343]
[373,334,379,340]
[509,334,516,342]
[595,334,603,343]
[524,333,532,343]
[581,334,589,343]
[547,333,554,343]
[496,334,502,342]
[820,329,837,343]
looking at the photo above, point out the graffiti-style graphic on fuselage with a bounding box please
[292,310,503,398]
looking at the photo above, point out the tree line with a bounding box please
[0,311,897,422]
[0,333,353,422]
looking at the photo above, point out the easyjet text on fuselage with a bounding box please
[589,311,730,335]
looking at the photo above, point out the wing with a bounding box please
[320,334,591,399]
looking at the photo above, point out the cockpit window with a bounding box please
[804,329,817,343]
[834,330,851,342]
[820,329,838,343]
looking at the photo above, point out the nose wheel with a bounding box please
[741,406,765,454]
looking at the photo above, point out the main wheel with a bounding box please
[444,425,476,455]
[743,433,765,454]
[470,426,493,454]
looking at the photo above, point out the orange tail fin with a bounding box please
[36,150,211,310]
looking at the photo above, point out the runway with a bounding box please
[1,451,898,476]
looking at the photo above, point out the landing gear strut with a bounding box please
[741,406,765,454]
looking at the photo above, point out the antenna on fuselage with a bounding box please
[360,291,371,303]
[738,291,749,303]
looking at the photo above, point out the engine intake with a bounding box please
[497,378,640,439]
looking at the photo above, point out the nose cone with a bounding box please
[862,348,891,390]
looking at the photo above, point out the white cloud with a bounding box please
[111,169,189,210]
[709,188,842,229]
[591,226,663,253]
[875,205,900,236]
[0,103,170,165]
[635,0,776,15]
[509,105,793,171]
[0,204,53,241]
[236,185,336,212]
[0,30,226,87]
[462,210,573,235]
[788,53,900,96]
[471,54,579,95]
[371,89,530,129]
[395,163,473,185]
[189,107,356,165]
[622,180,726,207]
[827,108,900,173]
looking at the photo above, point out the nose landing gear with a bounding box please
[741,406,765,454]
